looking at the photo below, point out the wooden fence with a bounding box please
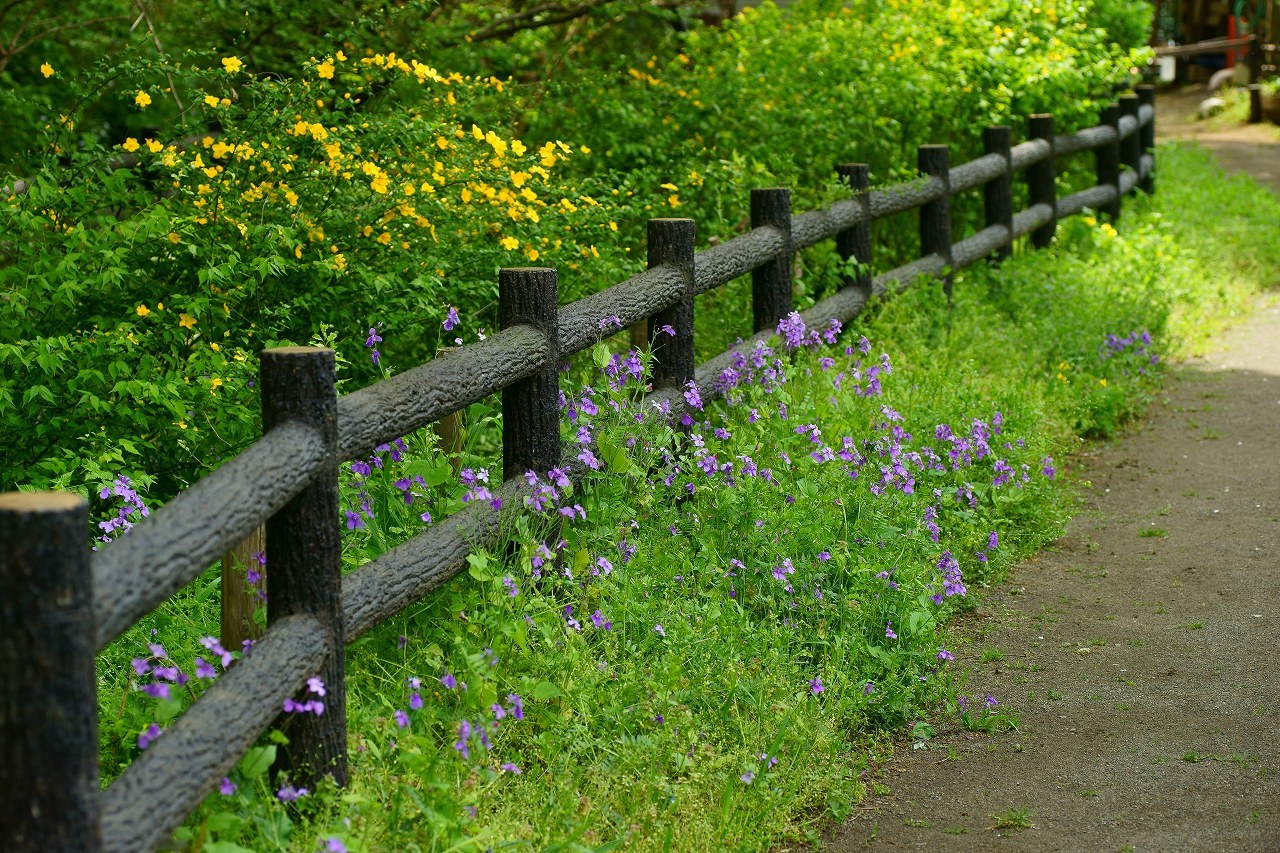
[0,85,1157,852]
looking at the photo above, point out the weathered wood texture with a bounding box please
[873,253,949,296]
[791,200,862,251]
[918,145,953,296]
[1138,86,1156,194]
[1028,114,1057,249]
[648,219,697,390]
[1057,184,1119,220]
[336,327,548,462]
[93,420,324,651]
[1010,138,1051,171]
[751,188,794,332]
[693,226,786,294]
[261,348,347,791]
[982,126,1014,264]
[1119,95,1142,192]
[835,164,873,298]
[1054,123,1117,157]
[1012,203,1055,240]
[1097,103,1122,220]
[952,225,1012,269]
[101,614,326,853]
[500,268,561,481]
[220,526,266,651]
[558,266,684,355]
[0,493,101,852]
[949,151,1007,193]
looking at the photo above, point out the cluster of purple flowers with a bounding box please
[283,676,327,716]
[96,474,150,544]
[1099,328,1158,369]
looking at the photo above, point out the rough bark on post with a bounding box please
[982,127,1014,263]
[500,267,561,481]
[1138,85,1157,194]
[1119,94,1141,196]
[750,188,793,333]
[648,218,696,391]
[261,347,347,790]
[1098,103,1122,221]
[1249,84,1263,125]
[432,347,466,477]
[918,144,954,297]
[0,492,102,852]
[221,525,266,652]
[1028,113,1057,249]
[835,163,873,299]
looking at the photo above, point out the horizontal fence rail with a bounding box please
[1,84,1158,852]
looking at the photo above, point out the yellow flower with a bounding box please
[436,136,450,150]
[167,232,181,244]
[135,91,152,108]
[221,56,243,74]
[512,139,527,157]
[369,174,389,194]
[210,342,221,352]
[121,137,140,153]
[500,235,519,251]
[40,62,54,78]
[210,377,224,394]
[471,124,484,140]
[203,94,219,108]
[136,304,151,317]
[336,50,347,61]
[1099,378,1108,387]
[284,189,299,206]
[176,420,187,430]
[178,313,197,329]
[317,60,335,80]
[145,138,162,153]
[668,194,680,208]
[377,231,392,245]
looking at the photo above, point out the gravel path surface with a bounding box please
[821,92,1280,852]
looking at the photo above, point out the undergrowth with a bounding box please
[91,143,1280,851]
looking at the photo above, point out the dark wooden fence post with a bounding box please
[500,267,561,481]
[1138,84,1157,194]
[1028,114,1056,248]
[1098,102,1122,221]
[261,346,347,790]
[1249,83,1263,125]
[751,188,793,332]
[918,144,954,297]
[0,492,102,851]
[835,163,873,299]
[1119,94,1141,199]
[648,219,696,390]
[982,127,1014,263]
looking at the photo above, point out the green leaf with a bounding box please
[532,680,561,700]
[592,342,611,369]
[237,744,276,779]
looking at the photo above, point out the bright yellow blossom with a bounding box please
[135,91,152,108]
[210,378,224,393]
[222,56,244,74]
[317,60,335,79]
[145,139,162,153]
[121,137,140,153]
[203,95,219,108]
[40,62,54,78]
[500,235,519,251]
[136,304,151,317]
[179,313,197,329]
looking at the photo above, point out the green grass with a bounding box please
[89,142,1280,851]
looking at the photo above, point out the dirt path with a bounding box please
[821,94,1280,852]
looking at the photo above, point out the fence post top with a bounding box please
[262,345,333,357]
[751,186,791,195]
[500,266,556,274]
[919,143,949,151]
[0,491,85,512]
[650,217,695,227]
